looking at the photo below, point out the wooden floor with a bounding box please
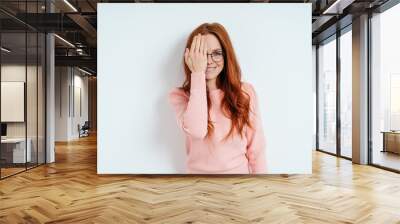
[0,167,26,178]
[1,134,400,223]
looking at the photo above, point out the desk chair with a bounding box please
[78,121,90,138]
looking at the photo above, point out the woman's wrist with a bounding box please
[191,70,205,76]
[190,71,206,90]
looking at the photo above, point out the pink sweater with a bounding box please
[168,72,266,174]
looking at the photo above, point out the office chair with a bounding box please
[79,121,90,138]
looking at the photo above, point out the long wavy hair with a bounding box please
[181,22,252,140]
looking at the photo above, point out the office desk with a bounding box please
[1,138,32,163]
[381,131,400,154]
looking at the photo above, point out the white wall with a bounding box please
[98,3,313,174]
[1,65,27,133]
[55,67,89,141]
[55,67,69,141]
[1,65,42,138]
[72,72,89,138]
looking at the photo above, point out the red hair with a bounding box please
[181,22,252,140]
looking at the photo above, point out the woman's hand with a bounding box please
[184,33,208,74]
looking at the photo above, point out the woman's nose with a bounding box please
[207,54,213,64]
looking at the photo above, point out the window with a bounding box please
[318,37,337,154]
[339,29,352,158]
[371,3,400,171]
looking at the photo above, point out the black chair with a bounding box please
[78,121,90,138]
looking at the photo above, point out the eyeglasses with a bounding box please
[206,51,224,62]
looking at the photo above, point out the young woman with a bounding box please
[168,23,266,174]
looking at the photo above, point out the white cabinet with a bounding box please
[1,138,32,163]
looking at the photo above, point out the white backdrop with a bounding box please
[98,3,312,174]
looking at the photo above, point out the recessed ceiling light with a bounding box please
[63,0,78,12]
[322,0,354,15]
[78,67,93,76]
[1,47,11,53]
[54,34,75,48]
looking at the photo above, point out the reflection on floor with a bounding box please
[373,150,400,171]
[341,147,352,158]
[0,162,42,178]
[0,167,25,178]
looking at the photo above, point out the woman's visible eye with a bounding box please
[212,51,223,56]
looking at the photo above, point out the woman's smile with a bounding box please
[206,67,216,73]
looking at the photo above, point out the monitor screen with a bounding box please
[1,123,7,137]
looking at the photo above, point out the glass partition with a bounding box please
[27,30,38,169]
[0,1,46,179]
[1,31,28,177]
[317,36,337,155]
[339,29,352,158]
[38,31,45,165]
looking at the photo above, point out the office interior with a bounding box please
[0,0,399,222]
[0,0,97,179]
[315,1,400,172]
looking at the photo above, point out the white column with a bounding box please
[46,1,55,163]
